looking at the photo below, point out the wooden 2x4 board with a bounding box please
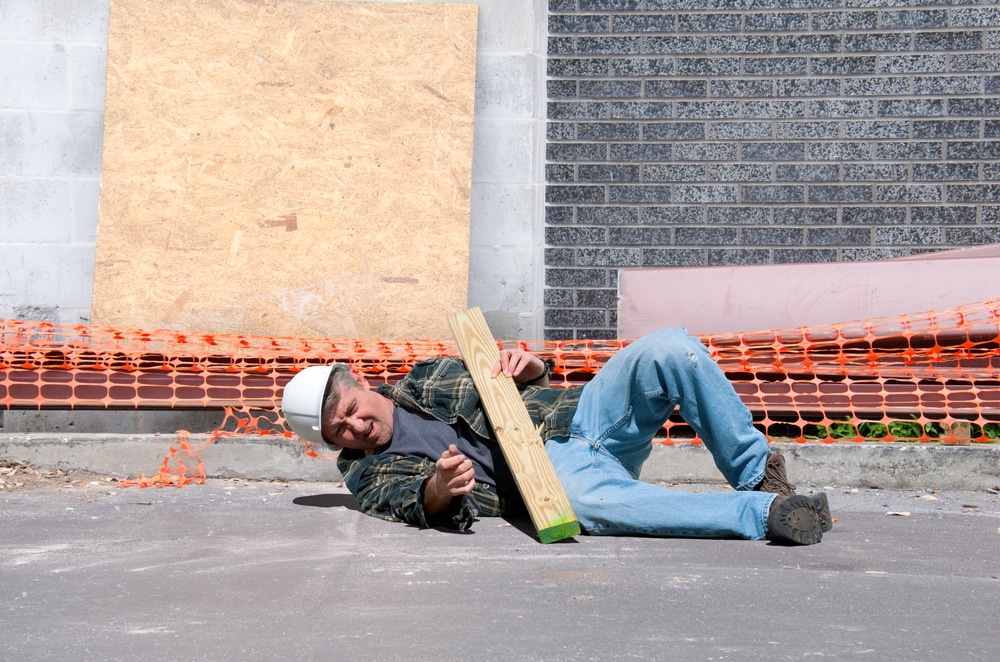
[93,0,478,340]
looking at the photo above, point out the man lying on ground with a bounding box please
[281,328,831,544]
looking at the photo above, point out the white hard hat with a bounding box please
[281,365,334,446]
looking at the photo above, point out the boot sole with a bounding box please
[769,495,823,545]
[814,492,832,533]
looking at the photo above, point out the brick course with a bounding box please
[545,0,1000,340]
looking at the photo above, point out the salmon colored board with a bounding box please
[619,257,1000,337]
[93,0,478,339]
[894,243,1000,260]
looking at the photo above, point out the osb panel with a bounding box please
[93,0,477,340]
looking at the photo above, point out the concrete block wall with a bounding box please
[0,0,550,433]
[0,0,550,337]
[545,0,1000,340]
[468,0,550,340]
[0,0,108,324]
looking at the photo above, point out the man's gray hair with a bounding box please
[320,363,364,445]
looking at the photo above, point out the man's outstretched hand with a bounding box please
[423,444,476,516]
[422,349,548,516]
[491,348,549,386]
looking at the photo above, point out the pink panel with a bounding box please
[894,243,1000,260]
[618,256,1000,337]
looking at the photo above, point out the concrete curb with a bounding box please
[2,434,999,490]
[641,442,1000,491]
[0,434,341,482]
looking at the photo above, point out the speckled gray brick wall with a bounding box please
[545,0,1000,340]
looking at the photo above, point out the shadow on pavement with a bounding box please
[292,493,362,510]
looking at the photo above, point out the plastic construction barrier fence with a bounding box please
[2,300,998,487]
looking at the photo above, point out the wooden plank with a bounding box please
[950,421,972,446]
[447,308,580,543]
[93,0,477,340]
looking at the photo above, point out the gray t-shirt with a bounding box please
[377,405,518,500]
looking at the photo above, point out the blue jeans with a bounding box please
[545,328,776,539]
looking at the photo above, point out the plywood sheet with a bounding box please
[93,0,478,339]
[619,257,1000,337]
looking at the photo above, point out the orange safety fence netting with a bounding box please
[2,299,998,487]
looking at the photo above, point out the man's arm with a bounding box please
[423,444,477,516]
[491,348,551,388]
[338,451,497,531]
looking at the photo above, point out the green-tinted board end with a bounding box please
[538,519,581,544]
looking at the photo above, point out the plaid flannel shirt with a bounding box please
[336,356,582,530]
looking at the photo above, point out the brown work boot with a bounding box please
[754,451,796,497]
[767,494,826,545]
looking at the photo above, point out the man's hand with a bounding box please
[491,348,549,386]
[423,444,476,516]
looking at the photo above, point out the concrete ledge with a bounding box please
[641,442,1000,491]
[2,435,999,490]
[0,434,342,482]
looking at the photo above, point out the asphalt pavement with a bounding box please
[3,479,999,661]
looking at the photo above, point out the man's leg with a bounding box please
[546,436,773,538]
[546,327,788,539]
[572,327,769,489]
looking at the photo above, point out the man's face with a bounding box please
[322,370,395,452]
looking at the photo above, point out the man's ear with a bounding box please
[349,368,370,390]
